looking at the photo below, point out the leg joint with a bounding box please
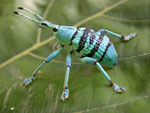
[64,86,68,90]
[32,73,36,76]
[121,36,125,40]
[66,64,71,68]
[110,80,114,86]
[94,61,98,65]
[45,59,49,63]
[99,29,106,34]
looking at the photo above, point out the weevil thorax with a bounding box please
[55,26,77,45]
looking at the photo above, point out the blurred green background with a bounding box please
[0,0,150,113]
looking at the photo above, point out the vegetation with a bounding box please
[0,0,150,112]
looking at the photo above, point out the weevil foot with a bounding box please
[23,76,35,87]
[61,88,69,101]
[112,84,125,93]
[124,33,137,41]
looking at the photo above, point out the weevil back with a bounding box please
[56,26,77,45]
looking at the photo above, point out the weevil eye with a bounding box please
[53,26,58,32]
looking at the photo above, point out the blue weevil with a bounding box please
[14,7,137,101]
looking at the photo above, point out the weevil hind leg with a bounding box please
[61,53,71,101]
[98,29,137,41]
[80,57,125,93]
[122,33,137,41]
[112,83,125,92]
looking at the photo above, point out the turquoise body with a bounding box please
[15,7,136,100]
[56,26,118,67]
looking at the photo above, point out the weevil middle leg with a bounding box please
[61,53,71,101]
[80,57,125,93]
[98,29,137,41]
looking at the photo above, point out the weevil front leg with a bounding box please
[80,57,125,92]
[23,47,64,87]
[61,53,71,101]
[98,29,137,41]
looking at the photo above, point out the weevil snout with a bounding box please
[39,20,59,30]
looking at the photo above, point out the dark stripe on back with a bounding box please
[76,28,90,53]
[85,34,104,57]
[99,42,111,62]
[69,28,78,45]
[89,34,95,45]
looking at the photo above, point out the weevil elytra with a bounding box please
[14,7,137,101]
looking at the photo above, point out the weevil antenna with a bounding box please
[14,7,57,29]
[13,11,41,24]
[18,7,44,20]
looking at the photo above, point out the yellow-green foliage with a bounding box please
[0,0,150,113]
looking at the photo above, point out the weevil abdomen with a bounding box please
[100,42,118,67]
[70,27,118,67]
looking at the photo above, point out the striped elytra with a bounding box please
[70,27,118,67]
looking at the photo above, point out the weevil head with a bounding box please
[54,26,77,45]
[13,8,77,45]
[40,21,77,45]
